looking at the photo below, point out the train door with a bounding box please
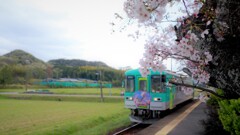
[138,77,147,91]
[169,83,176,109]
[133,77,151,109]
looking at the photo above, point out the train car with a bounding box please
[124,68,194,124]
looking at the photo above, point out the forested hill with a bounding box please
[0,49,46,67]
[0,50,125,86]
[48,59,109,68]
[47,59,124,86]
[0,49,110,68]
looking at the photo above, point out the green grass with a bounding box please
[47,87,124,96]
[193,88,205,98]
[0,87,124,96]
[2,94,124,103]
[0,97,130,135]
[0,88,25,93]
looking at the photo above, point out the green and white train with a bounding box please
[124,68,194,123]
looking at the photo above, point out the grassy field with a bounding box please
[0,87,124,96]
[0,88,25,93]
[0,96,130,135]
[2,94,124,103]
[48,87,124,96]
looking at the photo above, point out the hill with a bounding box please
[0,50,46,67]
[0,56,17,67]
[0,50,124,86]
[0,50,110,68]
[3,49,45,65]
[48,59,109,68]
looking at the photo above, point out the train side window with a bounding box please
[177,86,181,92]
[126,76,134,92]
[161,75,166,82]
[151,75,165,93]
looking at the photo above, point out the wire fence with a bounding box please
[39,81,112,88]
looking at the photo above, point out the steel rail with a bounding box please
[113,123,140,135]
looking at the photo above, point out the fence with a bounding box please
[39,81,112,88]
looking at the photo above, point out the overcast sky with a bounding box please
[0,0,146,69]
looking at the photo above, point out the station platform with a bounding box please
[137,100,207,135]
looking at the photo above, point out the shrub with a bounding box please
[200,94,230,135]
[218,99,240,135]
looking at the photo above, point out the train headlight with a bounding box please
[126,97,133,100]
[153,98,161,102]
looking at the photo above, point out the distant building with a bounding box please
[119,66,132,71]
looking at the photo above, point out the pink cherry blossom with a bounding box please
[181,86,194,95]
[120,0,221,96]
[206,20,211,26]
[201,29,209,38]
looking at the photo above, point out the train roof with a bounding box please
[125,68,164,75]
[125,68,185,77]
[125,68,187,77]
[125,68,192,84]
[125,68,141,76]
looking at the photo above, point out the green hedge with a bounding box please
[218,99,240,135]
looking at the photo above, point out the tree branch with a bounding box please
[182,0,190,17]
[169,80,227,99]
[156,50,199,63]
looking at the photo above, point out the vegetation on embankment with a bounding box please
[201,92,240,135]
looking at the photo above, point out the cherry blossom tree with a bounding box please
[114,0,240,99]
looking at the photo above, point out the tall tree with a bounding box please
[117,0,240,99]
[0,66,13,87]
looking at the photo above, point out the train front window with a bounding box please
[139,79,147,91]
[126,76,134,92]
[151,75,165,93]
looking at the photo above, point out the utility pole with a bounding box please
[96,71,104,102]
[100,71,104,102]
[25,80,27,91]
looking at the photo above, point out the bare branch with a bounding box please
[182,0,190,17]
[160,20,182,22]
[156,50,199,63]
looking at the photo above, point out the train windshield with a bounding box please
[126,76,134,92]
[151,75,165,93]
[139,79,147,91]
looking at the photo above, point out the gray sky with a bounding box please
[0,0,145,69]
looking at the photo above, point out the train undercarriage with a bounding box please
[129,109,164,124]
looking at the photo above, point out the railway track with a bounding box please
[112,123,150,135]
[112,100,194,135]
